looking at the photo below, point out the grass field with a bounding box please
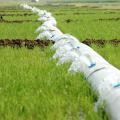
[51,0,120,3]
[1,5,120,40]
[0,3,120,120]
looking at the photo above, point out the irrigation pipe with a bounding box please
[21,4,120,120]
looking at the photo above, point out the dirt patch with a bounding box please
[0,20,39,23]
[83,39,120,46]
[0,13,34,17]
[54,13,66,15]
[0,39,54,49]
[98,17,120,21]
[65,19,79,23]
[0,39,120,49]
[73,12,96,15]
[0,10,29,13]
[65,19,72,23]
[103,11,116,14]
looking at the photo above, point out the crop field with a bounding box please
[0,3,120,120]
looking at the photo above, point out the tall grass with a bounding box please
[0,4,119,120]
[93,45,120,69]
[0,47,109,120]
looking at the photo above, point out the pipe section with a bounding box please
[21,4,120,120]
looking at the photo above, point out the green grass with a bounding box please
[53,7,120,40]
[0,4,120,120]
[49,0,120,3]
[0,5,120,40]
[0,47,108,120]
[93,45,120,69]
[0,22,40,39]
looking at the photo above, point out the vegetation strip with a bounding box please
[98,17,120,21]
[0,20,39,23]
[0,13,34,16]
[0,10,29,12]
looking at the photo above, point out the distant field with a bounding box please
[53,0,120,3]
[0,3,120,120]
[0,5,120,40]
